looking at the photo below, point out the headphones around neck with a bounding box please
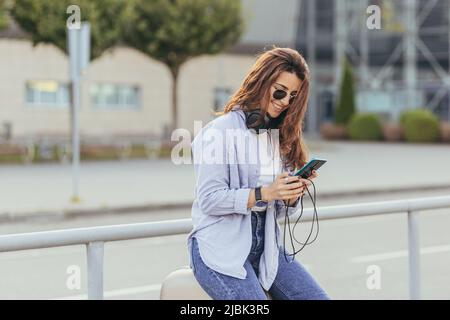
[244,108,288,134]
[243,106,320,262]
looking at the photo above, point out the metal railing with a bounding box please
[1,195,450,300]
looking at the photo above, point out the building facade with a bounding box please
[2,0,449,145]
[0,0,301,142]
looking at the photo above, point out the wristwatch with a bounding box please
[254,186,268,211]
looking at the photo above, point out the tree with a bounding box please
[0,0,8,30]
[11,0,127,59]
[124,0,244,132]
[335,57,356,125]
[10,0,128,203]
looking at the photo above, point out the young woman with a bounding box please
[187,47,329,300]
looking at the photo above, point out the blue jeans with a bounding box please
[191,211,330,300]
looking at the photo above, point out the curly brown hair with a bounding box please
[215,46,310,171]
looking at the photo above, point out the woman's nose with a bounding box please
[279,95,290,106]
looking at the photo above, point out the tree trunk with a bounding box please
[171,68,179,133]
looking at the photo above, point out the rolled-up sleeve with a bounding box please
[192,124,251,216]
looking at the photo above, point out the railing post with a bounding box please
[407,210,421,300]
[86,241,104,300]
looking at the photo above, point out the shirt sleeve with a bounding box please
[192,123,251,216]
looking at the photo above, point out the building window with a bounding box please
[214,87,232,112]
[91,83,140,110]
[25,80,69,108]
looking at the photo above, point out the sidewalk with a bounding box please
[2,139,450,222]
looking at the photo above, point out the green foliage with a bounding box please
[400,109,440,143]
[348,113,383,141]
[124,0,244,74]
[0,0,9,30]
[124,0,244,130]
[10,0,244,131]
[336,58,356,125]
[11,0,127,59]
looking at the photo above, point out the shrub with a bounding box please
[440,122,450,143]
[400,109,440,143]
[348,113,383,141]
[319,122,348,140]
[335,58,356,125]
[0,143,34,163]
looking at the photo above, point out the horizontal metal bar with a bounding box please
[0,219,192,252]
[293,194,450,222]
[0,195,449,253]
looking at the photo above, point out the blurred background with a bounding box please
[0,0,449,300]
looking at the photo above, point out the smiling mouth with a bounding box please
[273,103,284,112]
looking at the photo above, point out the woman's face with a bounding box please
[266,71,301,118]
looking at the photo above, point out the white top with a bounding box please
[251,130,283,211]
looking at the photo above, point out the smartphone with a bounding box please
[290,158,327,179]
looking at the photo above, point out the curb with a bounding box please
[0,201,193,224]
[2,184,450,224]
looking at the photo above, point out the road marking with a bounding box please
[52,284,161,300]
[350,244,450,263]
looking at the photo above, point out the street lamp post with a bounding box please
[67,22,90,203]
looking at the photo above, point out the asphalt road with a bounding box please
[3,140,450,216]
[0,188,449,300]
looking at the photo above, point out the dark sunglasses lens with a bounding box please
[273,89,287,100]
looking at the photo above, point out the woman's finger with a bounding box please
[280,175,299,184]
[309,170,318,179]
[299,179,312,187]
[278,172,290,180]
[280,187,302,196]
[281,181,302,190]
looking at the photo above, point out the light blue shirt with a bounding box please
[187,106,302,291]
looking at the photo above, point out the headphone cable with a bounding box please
[268,130,320,263]
[278,176,320,263]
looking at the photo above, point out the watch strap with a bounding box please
[255,187,262,201]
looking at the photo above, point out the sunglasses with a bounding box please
[272,86,297,105]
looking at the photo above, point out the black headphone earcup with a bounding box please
[268,109,288,129]
[245,109,270,134]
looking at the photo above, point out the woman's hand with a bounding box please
[308,170,319,181]
[261,172,310,202]
[284,170,319,206]
[300,170,318,194]
[262,170,319,205]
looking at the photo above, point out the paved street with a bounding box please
[1,140,449,299]
[1,140,450,218]
[0,188,449,300]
